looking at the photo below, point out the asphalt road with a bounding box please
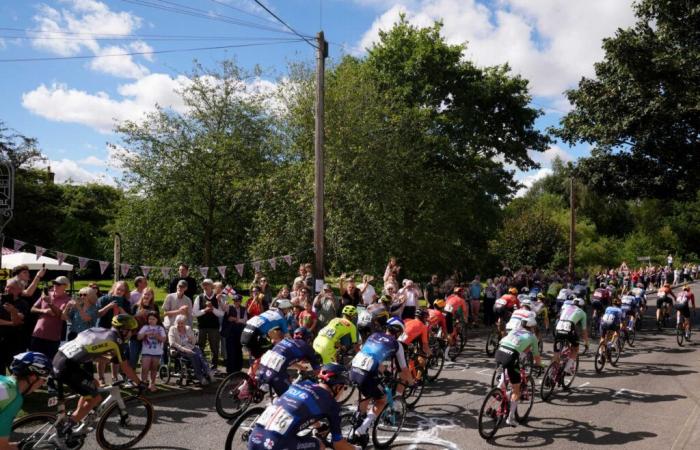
[77,283,700,450]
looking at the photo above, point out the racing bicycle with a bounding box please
[478,361,535,439]
[540,341,580,401]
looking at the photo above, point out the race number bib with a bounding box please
[556,320,572,332]
[260,351,286,372]
[351,352,374,371]
[248,316,265,329]
[602,313,616,325]
[358,311,372,327]
[59,341,83,359]
[256,405,294,435]
[495,298,507,308]
[444,304,454,313]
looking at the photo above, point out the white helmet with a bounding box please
[520,298,532,308]
[572,297,585,307]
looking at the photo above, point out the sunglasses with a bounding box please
[78,293,87,297]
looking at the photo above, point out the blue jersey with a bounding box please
[353,332,399,373]
[249,381,344,443]
[621,295,637,312]
[246,310,288,335]
[258,338,320,377]
[602,306,623,325]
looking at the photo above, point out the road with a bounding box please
[83,283,700,449]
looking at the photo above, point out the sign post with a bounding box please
[0,160,15,270]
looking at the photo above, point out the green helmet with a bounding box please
[112,314,138,331]
[342,305,357,317]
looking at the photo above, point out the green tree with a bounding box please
[556,0,700,199]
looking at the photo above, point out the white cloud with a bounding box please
[31,0,149,78]
[357,0,636,100]
[78,155,106,166]
[530,144,572,166]
[516,167,552,197]
[33,158,116,185]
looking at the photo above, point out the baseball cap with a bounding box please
[52,276,70,286]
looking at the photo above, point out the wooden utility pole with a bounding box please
[313,31,328,292]
[568,177,575,279]
[113,233,121,282]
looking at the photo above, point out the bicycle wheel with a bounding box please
[95,395,154,450]
[335,383,356,406]
[215,371,254,419]
[224,406,264,450]
[626,325,636,347]
[540,363,557,401]
[485,330,499,357]
[425,350,445,382]
[516,375,535,422]
[404,367,426,409]
[561,354,579,389]
[459,325,468,352]
[676,325,684,346]
[490,365,504,388]
[158,364,171,384]
[594,343,606,373]
[371,395,406,448]
[11,413,64,450]
[610,340,621,367]
[478,388,504,440]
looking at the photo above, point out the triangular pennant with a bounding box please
[161,267,171,279]
[283,255,292,266]
[99,261,110,275]
[235,263,245,277]
[141,266,151,278]
[252,261,261,272]
[56,252,66,266]
[78,257,89,270]
[35,246,46,260]
[268,258,277,270]
[199,266,209,278]
[13,239,25,251]
[217,265,227,278]
[120,263,131,278]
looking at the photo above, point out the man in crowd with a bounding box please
[193,279,224,371]
[0,279,31,374]
[168,263,197,299]
[30,276,71,361]
[130,276,148,308]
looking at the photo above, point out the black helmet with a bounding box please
[318,363,349,386]
[415,309,428,321]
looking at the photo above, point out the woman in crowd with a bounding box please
[63,286,98,340]
[221,294,247,374]
[131,287,160,370]
[168,314,212,385]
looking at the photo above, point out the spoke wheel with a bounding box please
[485,330,499,357]
[478,388,504,440]
[95,395,154,450]
[516,376,535,422]
[459,326,468,352]
[158,364,171,384]
[215,371,253,419]
[626,323,636,347]
[404,366,426,409]
[610,340,621,367]
[335,383,356,406]
[11,413,75,450]
[677,326,685,346]
[426,350,445,382]
[224,407,264,450]
[561,354,579,389]
[594,343,606,373]
[372,396,406,448]
[490,365,504,388]
[540,363,557,402]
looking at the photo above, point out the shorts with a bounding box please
[554,330,579,351]
[256,369,291,397]
[349,367,384,400]
[621,306,636,317]
[599,320,620,337]
[591,300,604,313]
[494,347,521,384]
[657,297,673,309]
[52,353,99,397]
[241,326,270,359]
[312,337,337,365]
[248,425,321,450]
[675,303,691,318]
[493,306,510,320]
[445,312,454,334]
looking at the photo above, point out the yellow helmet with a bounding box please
[434,299,446,309]
[111,314,138,330]
[508,287,518,295]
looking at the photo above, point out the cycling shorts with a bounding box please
[554,330,579,351]
[444,311,454,335]
[256,369,291,398]
[675,303,691,318]
[621,305,636,317]
[312,337,338,365]
[248,424,321,450]
[241,326,273,359]
[591,299,604,313]
[52,353,99,397]
[494,347,521,385]
[349,367,384,400]
[493,306,512,320]
[599,320,620,337]
[656,297,673,309]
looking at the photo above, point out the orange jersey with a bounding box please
[428,309,447,335]
[445,294,468,320]
[399,318,429,347]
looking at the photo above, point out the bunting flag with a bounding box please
[78,257,89,270]
[283,255,292,266]
[199,266,209,278]
[141,266,151,278]
[252,261,261,272]
[235,263,245,277]
[56,252,66,266]
[99,261,110,275]
[35,246,46,260]
[160,267,171,279]
[268,257,277,270]
[120,263,131,278]
[13,239,25,251]
[217,265,227,278]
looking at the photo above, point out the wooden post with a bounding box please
[313,31,327,292]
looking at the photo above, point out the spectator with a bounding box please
[30,276,70,361]
[131,287,160,370]
[137,311,166,392]
[11,265,46,298]
[221,294,247,374]
[63,287,98,340]
[383,257,400,285]
[0,279,31,373]
[339,275,362,307]
[483,279,497,326]
[298,298,318,332]
[130,276,148,308]
[358,275,378,306]
[258,277,273,309]
[290,281,305,306]
[213,281,229,364]
[88,282,102,298]
[162,280,193,330]
[313,284,339,330]
[276,285,291,300]
[397,280,420,319]
[424,274,441,307]
[246,287,265,317]
[193,279,224,371]
[292,264,306,288]
[168,314,211,385]
[96,280,131,384]
[303,263,315,295]
[469,275,482,325]
[168,263,197,299]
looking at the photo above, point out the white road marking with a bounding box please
[578,381,590,388]
[612,388,652,398]
[475,368,491,375]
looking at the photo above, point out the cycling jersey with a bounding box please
[0,376,22,438]
[621,295,637,314]
[351,332,406,373]
[498,329,540,358]
[557,288,574,301]
[601,306,623,327]
[398,319,429,348]
[427,309,447,336]
[56,327,128,364]
[312,318,358,364]
[445,294,468,320]
[505,308,531,332]
[676,292,693,306]
[247,381,344,449]
[495,294,520,311]
[558,304,587,329]
[245,310,289,335]
[257,338,320,396]
[631,287,645,298]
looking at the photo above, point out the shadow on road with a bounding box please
[576,362,697,379]
[541,385,685,408]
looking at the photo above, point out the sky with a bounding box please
[0,0,638,192]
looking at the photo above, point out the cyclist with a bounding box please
[427,301,448,338]
[533,293,550,332]
[398,309,432,371]
[599,298,624,347]
[247,363,360,450]
[591,284,611,326]
[445,288,469,346]
[493,288,521,337]
[631,283,647,315]
[357,302,390,340]
[553,297,588,374]
[1,352,51,450]
[313,306,360,364]
[349,317,414,443]
[256,327,321,397]
[52,314,144,434]
[620,293,638,331]
[241,307,289,380]
[656,283,676,327]
[555,285,574,315]
[675,285,696,339]
[494,315,542,427]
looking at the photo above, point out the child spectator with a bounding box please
[298,300,317,333]
[138,311,166,392]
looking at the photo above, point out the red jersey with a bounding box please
[445,294,468,320]
[399,318,429,347]
[427,309,447,335]
[495,294,520,311]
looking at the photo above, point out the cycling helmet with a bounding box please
[508,287,518,295]
[386,317,405,335]
[566,294,576,301]
[521,287,530,294]
[520,298,532,308]
[415,309,428,321]
[11,352,51,377]
[613,297,621,306]
[275,299,293,310]
[433,299,446,309]
[293,327,312,342]
[536,292,545,299]
[318,363,348,386]
[453,287,465,295]
[112,314,138,330]
[341,305,357,317]
[573,297,585,307]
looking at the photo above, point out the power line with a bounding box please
[0,40,306,63]
[1,33,301,43]
[251,0,317,48]
[205,0,273,23]
[0,27,299,41]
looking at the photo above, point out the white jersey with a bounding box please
[505,308,531,332]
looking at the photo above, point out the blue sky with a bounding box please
[0,1,637,190]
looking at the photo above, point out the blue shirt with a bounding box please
[469,281,482,300]
[602,306,623,325]
[258,338,320,378]
[67,304,98,335]
[246,310,288,335]
[356,332,399,373]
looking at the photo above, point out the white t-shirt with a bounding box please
[138,325,166,356]
[358,283,376,305]
[398,287,419,307]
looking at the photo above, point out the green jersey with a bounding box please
[558,304,587,330]
[0,375,22,437]
[499,329,540,357]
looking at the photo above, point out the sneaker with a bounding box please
[506,417,519,427]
